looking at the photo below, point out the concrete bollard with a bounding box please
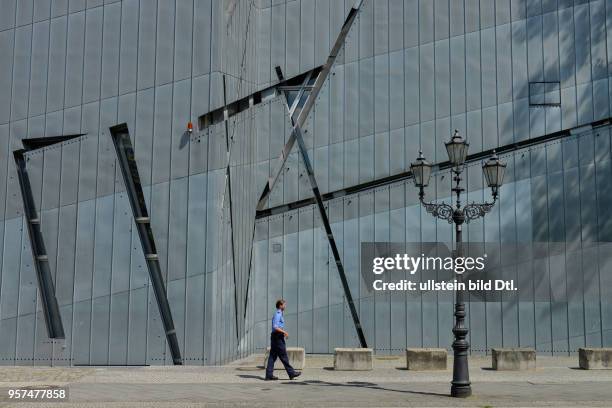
[263,347,305,370]
[492,348,536,370]
[334,348,373,371]
[405,348,447,370]
[579,348,612,369]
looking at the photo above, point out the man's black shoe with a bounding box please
[289,372,302,380]
[265,376,278,381]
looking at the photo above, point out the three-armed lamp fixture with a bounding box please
[410,130,507,398]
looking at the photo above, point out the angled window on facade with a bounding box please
[109,123,183,365]
[12,135,85,340]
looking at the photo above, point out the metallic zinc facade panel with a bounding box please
[0,0,611,365]
[0,0,260,366]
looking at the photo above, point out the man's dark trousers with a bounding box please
[266,332,296,378]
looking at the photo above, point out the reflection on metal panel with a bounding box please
[109,123,183,365]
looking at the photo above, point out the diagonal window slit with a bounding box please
[12,134,86,339]
[14,150,66,340]
[197,66,323,132]
[109,123,183,365]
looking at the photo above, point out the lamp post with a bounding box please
[410,130,506,398]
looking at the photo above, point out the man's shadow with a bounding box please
[237,374,267,381]
[235,375,448,397]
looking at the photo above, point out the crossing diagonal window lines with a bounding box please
[273,67,368,348]
[255,0,365,212]
[244,0,368,348]
[200,0,368,347]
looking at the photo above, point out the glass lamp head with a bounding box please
[482,150,507,196]
[445,129,469,166]
[410,151,432,188]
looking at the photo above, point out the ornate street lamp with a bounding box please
[410,130,506,398]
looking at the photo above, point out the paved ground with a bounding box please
[0,354,611,407]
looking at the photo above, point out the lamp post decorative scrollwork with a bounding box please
[410,130,507,398]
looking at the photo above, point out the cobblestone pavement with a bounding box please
[0,355,611,407]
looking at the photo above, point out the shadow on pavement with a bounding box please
[280,379,450,398]
[236,374,449,397]
[237,374,267,381]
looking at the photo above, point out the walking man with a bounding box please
[265,299,301,380]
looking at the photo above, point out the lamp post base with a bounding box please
[451,383,472,398]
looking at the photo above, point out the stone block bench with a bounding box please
[405,348,447,370]
[492,348,536,370]
[334,348,373,371]
[579,348,612,369]
[263,347,305,370]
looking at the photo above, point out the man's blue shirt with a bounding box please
[271,309,284,333]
